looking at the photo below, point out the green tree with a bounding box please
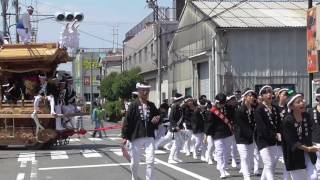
[112,67,143,100]
[100,72,118,101]
[100,67,143,121]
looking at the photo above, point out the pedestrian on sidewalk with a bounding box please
[91,102,102,138]
[121,82,160,180]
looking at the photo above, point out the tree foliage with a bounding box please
[100,72,118,101]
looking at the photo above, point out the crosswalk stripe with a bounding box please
[16,173,25,180]
[51,151,69,160]
[109,148,122,156]
[81,149,102,158]
[108,137,122,141]
[69,138,80,142]
[88,138,102,142]
[18,152,35,162]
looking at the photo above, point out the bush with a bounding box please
[104,100,123,122]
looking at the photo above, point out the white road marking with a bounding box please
[69,138,80,142]
[16,173,25,180]
[18,152,35,162]
[39,162,158,171]
[88,138,102,142]
[154,158,210,180]
[20,161,27,168]
[109,148,122,156]
[51,151,69,160]
[81,149,102,158]
[30,160,38,180]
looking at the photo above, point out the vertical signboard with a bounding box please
[307,7,319,73]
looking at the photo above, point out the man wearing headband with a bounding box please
[62,77,77,129]
[282,93,319,179]
[181,95,195,158]
[226,95,239,168]
[191,97,208,162]
[16,6,33,44]
[34,74,56,115]
[121,82,160,180]
[205,93,233,178]
[235,88,257,179]
[255,85,282,180]
[167,93,185,164]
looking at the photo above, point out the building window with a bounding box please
[185,87,192,97]
[144,47,148,62]
[151,43,154,57]
[139,50,142,63]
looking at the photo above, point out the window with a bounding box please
[151,43,154,57]
[139,50,142,63]
[185,87,192,97]
[144,47,148,62]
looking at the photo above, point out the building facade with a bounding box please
[169,1,309,101]
[123,8,178,106]
[73,48,114,102]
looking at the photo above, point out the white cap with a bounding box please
[27,6,34,11]
[136,82,151,89]
[259,85,272,95]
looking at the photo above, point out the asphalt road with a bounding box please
[0,119,286,180]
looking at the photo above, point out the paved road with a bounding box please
[0,120,286,180]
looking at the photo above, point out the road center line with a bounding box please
[38,162,158,171]
[16,173,25,180]
[154,158,210,180]
[30,160,38,180]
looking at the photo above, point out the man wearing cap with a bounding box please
[16,6,33,44]
[121,82,160,180]
[167,93,185,163]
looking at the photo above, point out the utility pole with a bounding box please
[90,52,94,114]
[309,0,313,106]
[147,0,161,106]
[14,0,19,43]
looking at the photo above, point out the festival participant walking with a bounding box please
[282,93,319,180]
[205,93,234,178]
[255,85,282,180]
[121,82,160,180]
[235,89,257,180]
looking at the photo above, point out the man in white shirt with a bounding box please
[16,6,33,44]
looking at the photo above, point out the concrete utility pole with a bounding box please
[309,0,313,106]
[147,0,161,106]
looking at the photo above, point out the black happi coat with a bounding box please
[191,108,207,134]
[169,103,184,132]
[182,105,193,130]
[254,103,281,150]
[309,106,320,143]
[282,113,317,171]
[65,88,76,105]
[235,104,255,144]
[121,99,160,141]
[204,106,232,140]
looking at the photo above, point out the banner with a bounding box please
[307,7,319,73]
[84,76,90,86]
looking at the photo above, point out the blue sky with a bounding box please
[14,0,172,71]
[26,0,172,48]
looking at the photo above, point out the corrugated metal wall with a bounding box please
[220,28,308,96]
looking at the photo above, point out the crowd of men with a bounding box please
[122,82,320,180]
[2,73,80,135]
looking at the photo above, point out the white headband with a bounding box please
[173,96,184,101]
[132,91,138,95]
[278,88,289,95]
[197,100,207,107]
[287,94,303,110]
[316,93,320,97]
[241,90,255,98]
[227,95,236,101]
[39,74,47,79]
[259,85,272,95]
